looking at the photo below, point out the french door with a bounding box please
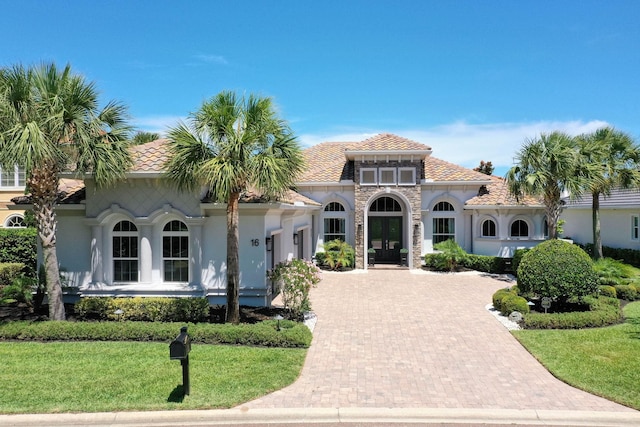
[368,216,402,263]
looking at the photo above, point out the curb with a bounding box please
[2,407,640,426]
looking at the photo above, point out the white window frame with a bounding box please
[378,167,396,185]
[481,219,497,238]
[112,220,139,283]
[360,168,377,186]
[0,165,26,189]
[509,219,530,239]
[398,167,416,186]
[162,220,190,283]
[632,215,639,241]
[322,202,347,243]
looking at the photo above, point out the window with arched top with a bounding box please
[543,218,549,238]
[370,197,401,212]
[163,220,189,282]
[510,219,529,237]
[433,201,455,211]
[4,214,26,228]
[113,220,138,282]
[481,219,496,237]
[323,202,346,242]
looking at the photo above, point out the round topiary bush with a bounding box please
[492,289,514,312]
[599,285,617,299]
[517,239,599,302]
[499,294,530,316]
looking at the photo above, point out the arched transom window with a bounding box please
[4,214,26,228]
[481,219,496,237]
[163,220,189,282]
[113,220,138,282]
[510,219,529,237]
[370,197,401,212]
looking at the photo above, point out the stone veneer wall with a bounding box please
[353,160,423,269]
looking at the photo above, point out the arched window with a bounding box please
[543,218,549,238]
[4,214,26,228]
[432,201,455,244]
[510,220,529,237]
[370,197,402,212]
[433,201,455,212]
[163,220,189,282]
[113,220,138,282]
[481,219,496,237]
[323,202,346,242]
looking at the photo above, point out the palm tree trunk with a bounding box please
[592,191,603,260]
[226,191,241,324]
[29,166,66,320]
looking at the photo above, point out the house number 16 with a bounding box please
[251,239,260,247]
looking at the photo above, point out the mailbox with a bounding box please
[170,326,191,360]
[169,326,191,396]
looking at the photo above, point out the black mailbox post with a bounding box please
[169,326,191,396]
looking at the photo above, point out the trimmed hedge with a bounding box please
[0,320,312,348]
[74,297,210,323]
[465,254,508,274]
[512,249,530,275]
[0,228,37,277]
[500,294,530,316]
[579,243,640,268]
[614,285,638,301]
[523,296,622,329]
[599,285,617,299]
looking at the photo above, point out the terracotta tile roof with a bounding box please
[424,157,492,182]
[465,176,543,207]
[300,133,490,183]
[300,142,353,182]
[130,139,170,172]
[11,178,85,205]
[345,133,432,152]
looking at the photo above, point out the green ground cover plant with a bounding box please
[513,301,640,410]
[0,341,306,414]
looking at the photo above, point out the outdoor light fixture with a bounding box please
[293,233,299,245]
[265,237,272,251]
[274,314,284,331]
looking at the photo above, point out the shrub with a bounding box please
[492,288,515,312]
[593,258,636,287]
[523,296,622,329]
[580,243,640,268]
[614,285,638,301]
[517,240,599,303]
[512,248,530,275]
[0,228,37,277]
[322,239,355,270]
[0,263,25,288]
[1,275,36,304]
[465,254,508,274]
[0,320,312,348]
[428,239,468,271]
[74,297,210,322]
[268,258,322,320]
[500,294,530,316]
[599,285,617,299]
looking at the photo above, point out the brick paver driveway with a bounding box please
[242,270,635,412]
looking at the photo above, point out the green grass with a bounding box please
[0,342,306,414]
[513,301,640,410]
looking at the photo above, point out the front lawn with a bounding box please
[0,341,306,414]
[513,301,640,410]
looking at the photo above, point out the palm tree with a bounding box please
[132,131,161,145]
[0,63,132,320]
[576,127,640,260]
[164,91,304,324]
[506,131,587,240]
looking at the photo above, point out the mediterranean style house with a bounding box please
[7,133,638,306]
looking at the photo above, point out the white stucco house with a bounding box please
[16,132,636,306]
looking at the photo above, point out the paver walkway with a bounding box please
[241,269,635,412]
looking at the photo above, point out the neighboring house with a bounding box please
[561,188,640,251]
[11,133,553,306]
[0,165,27,228]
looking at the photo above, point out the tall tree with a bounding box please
[164,91,304,324]
[0,63,132,320]
[506,131,587,240]
[576,127,640,260]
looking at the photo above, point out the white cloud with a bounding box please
[298,119,609,174]
[193,54,229,65]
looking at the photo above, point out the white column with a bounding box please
[90,225,103,284]
[139,225,153,284]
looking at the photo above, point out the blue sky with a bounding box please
[2,1,638,176]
